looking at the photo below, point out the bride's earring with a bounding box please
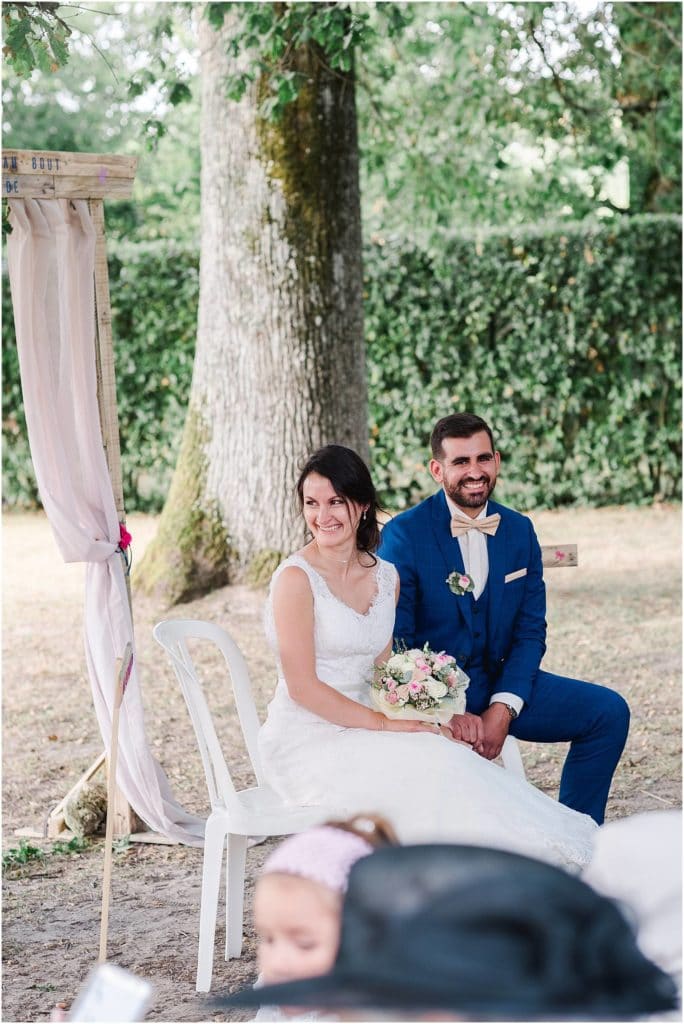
[361,509,367,522]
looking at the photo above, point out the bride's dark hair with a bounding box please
[296,444,382,555]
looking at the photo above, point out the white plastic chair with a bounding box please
[501,734,526,778]
[153,619,326,993]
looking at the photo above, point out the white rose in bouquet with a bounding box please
[424,679,448,700]
[385,653,414,679]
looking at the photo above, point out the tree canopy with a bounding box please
[356,1,681,241]
[2,2,200,241]
[4,1,680,243]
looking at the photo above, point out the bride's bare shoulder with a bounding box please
[292,541,320,563]
[272,553,314,600]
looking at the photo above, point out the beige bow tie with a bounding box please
[450,513,501,538]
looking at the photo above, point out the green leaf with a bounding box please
[5,15,32,52]
[128,78,145,98]
[277,75,299,106]
[34,39,55,73]
[50,32,69,66]
[205,3,228,30]
[168,81,192,106]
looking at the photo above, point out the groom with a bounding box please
[378,412,629,824]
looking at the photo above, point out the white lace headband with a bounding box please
[261,825,374,895]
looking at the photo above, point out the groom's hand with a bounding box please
[448,712,485,747]
[474,704,511,759]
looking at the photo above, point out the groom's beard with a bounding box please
[445,475,497,510]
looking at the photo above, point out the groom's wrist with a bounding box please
[491,700,518,724]
[490,700,518,721]
[490,692,523,718]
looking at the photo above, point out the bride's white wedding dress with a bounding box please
[259,554,597,870]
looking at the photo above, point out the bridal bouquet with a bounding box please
[371,645,469,725]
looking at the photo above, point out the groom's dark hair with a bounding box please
[431,413,495,459]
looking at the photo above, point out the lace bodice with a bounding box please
[264,553,397,701]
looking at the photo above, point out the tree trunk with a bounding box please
[136,9,366,605]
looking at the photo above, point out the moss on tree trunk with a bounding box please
[136,10,366,605]
[134,406,230,606]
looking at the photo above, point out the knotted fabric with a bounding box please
[450,512,501,538]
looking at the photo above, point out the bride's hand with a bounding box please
[379,718,458,738]
[379,717,443,735]
[439,724,472,746]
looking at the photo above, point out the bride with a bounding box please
[259,445,597,869]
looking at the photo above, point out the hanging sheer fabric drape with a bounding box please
[7,198,204,845]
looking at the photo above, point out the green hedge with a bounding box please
[2,214,681,512]
[2,239,198,511]
[106,241,198,510]
[366,215,682,509]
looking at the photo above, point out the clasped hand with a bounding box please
[380,704,511,756]
[448,704,511,759]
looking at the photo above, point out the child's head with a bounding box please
[255,815,396,987]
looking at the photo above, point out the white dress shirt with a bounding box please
[445,493,524,716]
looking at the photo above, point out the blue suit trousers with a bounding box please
[467,669,630,825]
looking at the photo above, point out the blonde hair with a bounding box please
[324,813,399,850]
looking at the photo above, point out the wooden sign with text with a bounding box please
[2,149,137,199]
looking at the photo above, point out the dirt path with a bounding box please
[2,506,681,1022]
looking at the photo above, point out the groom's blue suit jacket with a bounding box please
[378,492,546,707]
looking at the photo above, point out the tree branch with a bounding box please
[527,19,603,118]
[623,2,682,50]
[618,94,664,115]
[354,66,391,125]
[618,38,664,72]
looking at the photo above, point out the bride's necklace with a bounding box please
[313,543,358,572]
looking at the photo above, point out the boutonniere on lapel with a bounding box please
[446,571,475,596]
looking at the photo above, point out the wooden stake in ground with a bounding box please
[99,643,134,965]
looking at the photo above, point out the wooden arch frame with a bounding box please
[2,149,149,839]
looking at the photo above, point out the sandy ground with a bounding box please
[2,505,681,1023]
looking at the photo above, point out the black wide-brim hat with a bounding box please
[215,844,678,1020]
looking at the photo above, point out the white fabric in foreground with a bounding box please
[583,810,682,1003]
[7,197,204,845]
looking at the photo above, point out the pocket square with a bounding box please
[504,568,527,583]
